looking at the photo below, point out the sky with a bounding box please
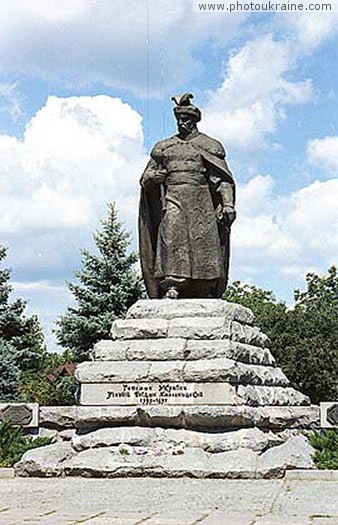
[0,0,338,351]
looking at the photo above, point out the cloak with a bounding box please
[138,133,235,298]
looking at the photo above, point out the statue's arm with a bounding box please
[140,144,167,190]
[204,141,236,226]
[140,158,159,189]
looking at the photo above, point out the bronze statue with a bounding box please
[139,93,236,299]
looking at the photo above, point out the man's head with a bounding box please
[176,114,197,136]
[172,93,201,137]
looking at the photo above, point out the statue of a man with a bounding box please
[139,93,236,299]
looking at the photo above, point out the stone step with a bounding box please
[93,339,276,366]
[76,358,287,387]
[111,318,271,348]
[71,426,282,454]
[126,299,256,325]
[14,434,315,479]
[79,382,308,407]
[39,404,320,431]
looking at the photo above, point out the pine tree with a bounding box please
[55,203,144,361]
[0,341,20,401]
[0,245,46,400]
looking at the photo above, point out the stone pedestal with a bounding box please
[15,299,320,479]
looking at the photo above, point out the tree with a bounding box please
[0,246,46,400]
[19,351,77,406]
[224,268,338,404]
[55,203,144,361]
[224,281,288,340]
[281,267,338,403]
[0,341,20,401]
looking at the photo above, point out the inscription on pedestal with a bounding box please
[80,382,237,406]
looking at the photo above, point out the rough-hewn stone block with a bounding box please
[111,318,168,340]
[127,299,256,325]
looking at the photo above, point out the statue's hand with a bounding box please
[154,168,167,185]
[222,206,237,226]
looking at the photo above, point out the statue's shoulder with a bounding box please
[195,133,225,158]
[150,136,177,160]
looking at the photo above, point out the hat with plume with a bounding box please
[171,93,201,122]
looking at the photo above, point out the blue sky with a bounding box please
[0,1,337,351]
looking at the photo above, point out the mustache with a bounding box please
[178,122,194,130]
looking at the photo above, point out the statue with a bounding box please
[139,93,236,299]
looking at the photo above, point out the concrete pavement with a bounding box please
[0,477,337,524]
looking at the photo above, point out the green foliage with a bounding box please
[0,341,21,401]
[0,246,47,401]
[280,267,338,403]
[224,281,288,340]
[224,267,338,404]
[0,421,53,467]
[0,245,77,406]
[308,430,338,469]
[19,351,77,406]
[0,246,46,373]
[55,203,144,361]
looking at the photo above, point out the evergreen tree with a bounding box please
[0,246,46,400]
[55,203,144,361]
[0,341,20,401]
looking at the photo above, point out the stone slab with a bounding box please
[79,382,237,406]
[257,435,315,478]
[231,321,271,348]
[167,317,230,340]
[285,469,338,481]
[94,338,277,367]
[186,340,276,366]
[112,318,169,340]
[237,385,309,407]
[0,403,39,428]
[0,467,15,478]
[126,299,256,325]
[15,434,315,479]
[76,359,288,387]
[39,404,320,432]
[71,426,279,454]
[14,442,75,478]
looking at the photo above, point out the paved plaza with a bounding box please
[0,476,338,524]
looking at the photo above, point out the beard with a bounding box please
[178,121,196,135]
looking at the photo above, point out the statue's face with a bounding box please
[177,114,196,136]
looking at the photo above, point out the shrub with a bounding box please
[308,430,338,470]
[0,420,54,467]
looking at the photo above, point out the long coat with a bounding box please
[139,132,235,298]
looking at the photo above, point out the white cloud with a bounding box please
[277,13,338,49]
[233,175,299,261]
[0,94,147,233]
[286,179,338,251]
[201,34,312,151]
[0,0,247,95]
[0,82,23,121]
[307,136,338,174]
[232,175,338,283]
[12,280,65,293]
